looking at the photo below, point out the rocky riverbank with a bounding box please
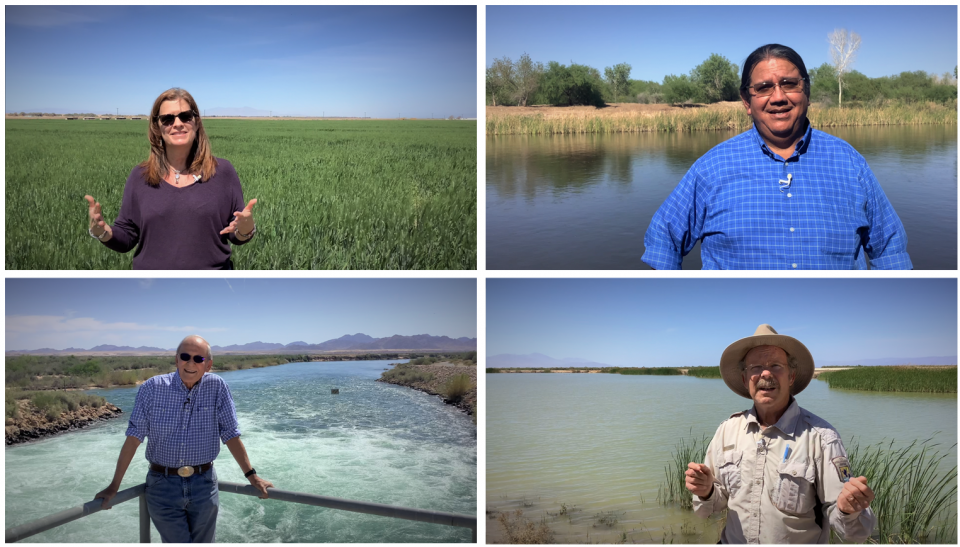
[377,362,477,417]
[5,400,123,445]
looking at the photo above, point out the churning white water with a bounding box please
[6,361,476,542]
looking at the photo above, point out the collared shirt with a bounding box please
[693,399,875,544]
[642,122,912,270]
[126,371,241,468]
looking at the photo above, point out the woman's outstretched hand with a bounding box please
[221,198,257,239]
[84,195,113,242]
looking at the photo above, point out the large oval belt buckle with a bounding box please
[177,466,194,478]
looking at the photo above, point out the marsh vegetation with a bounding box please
[817,366,957,393]
[487,101,957,135]
[658,432,957,544]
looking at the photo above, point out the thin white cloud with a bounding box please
[7,6,100,27]
[139,279,155,289]
[224,279,234,293]
[5,315,227,334]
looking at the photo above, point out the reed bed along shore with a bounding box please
[660,433,957,544]
[606,367,682,376]
[486,102,957,135]
[817,366,957,393]
[686,366,722,378]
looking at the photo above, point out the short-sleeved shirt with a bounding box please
[103,158,252,270]
[126,371,241,468]
[693,399,875,544]
[642,123,912,270]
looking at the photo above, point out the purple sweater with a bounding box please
[103,158,252,269]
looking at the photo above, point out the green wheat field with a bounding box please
[6,119,477,269]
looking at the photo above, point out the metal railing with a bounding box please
[6,481,477,543]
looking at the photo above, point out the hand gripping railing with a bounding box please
[5,481,477,543]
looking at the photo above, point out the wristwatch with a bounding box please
[244,468,257,478]
[88,227,109,241]
[237,224,256,239]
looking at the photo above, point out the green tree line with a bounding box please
[487,53,957,108]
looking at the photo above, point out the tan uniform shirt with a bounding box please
[692,399,875,544]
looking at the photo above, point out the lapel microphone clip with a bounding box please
[778,173,793,192]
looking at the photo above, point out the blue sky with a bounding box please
[487,6,957,83]
[6,6,477,118]
[6,279,477,350]
[487,279,957,367]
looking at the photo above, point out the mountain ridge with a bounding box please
[8,333,477,355]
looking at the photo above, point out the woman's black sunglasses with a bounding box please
[179,352,207,364]
[156,111,196,126]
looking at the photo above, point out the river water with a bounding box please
[5,361,477,543]
[486,124,957,270]
[486,373,957,543]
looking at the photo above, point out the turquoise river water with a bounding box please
[6,361,477,542]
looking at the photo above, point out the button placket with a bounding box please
[749,439,766,542]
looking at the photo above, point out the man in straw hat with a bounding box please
[685,324,875,543]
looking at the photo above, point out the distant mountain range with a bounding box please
[488,353,611,368]
[7,334,477,355]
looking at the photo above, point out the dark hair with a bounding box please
[139,88,218,187]
[739,44,810,99]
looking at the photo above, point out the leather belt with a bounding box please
[150,462,213,478]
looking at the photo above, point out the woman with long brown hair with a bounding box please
[85,88,256,269]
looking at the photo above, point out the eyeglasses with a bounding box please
[745,77,806,97]
[179,352,207,364]
[156,111,196,126]
[745,364,785,378]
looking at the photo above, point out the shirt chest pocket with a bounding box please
[772,460,817,515]
[718,450,743,498]
[151,405,178,436]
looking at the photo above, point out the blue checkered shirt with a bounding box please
[642,123,912,270]
[125,371,241,468]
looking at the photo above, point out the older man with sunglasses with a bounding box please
[685,325,876,543]
[642,44,911,270]
[94,335,273,543]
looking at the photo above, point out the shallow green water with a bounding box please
[486,373,956,543]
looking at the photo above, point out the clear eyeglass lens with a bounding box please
[748,364,783,376]
[754,79,802,96]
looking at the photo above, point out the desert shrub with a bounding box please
[31,392,66,419]
[6,397,20,420]
[382,364,434,384]
[65,361,101,376]
[443,373,473,401]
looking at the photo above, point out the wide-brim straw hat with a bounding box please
[719,324,814,399]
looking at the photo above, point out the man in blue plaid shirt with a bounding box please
[95,335,274,542]
[642,44,911,270]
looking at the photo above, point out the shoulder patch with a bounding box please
[832,456,852,483]
[801,408,842,444]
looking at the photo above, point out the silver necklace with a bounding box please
[173,167,182,184]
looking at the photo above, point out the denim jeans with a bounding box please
[145,466,219,543]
